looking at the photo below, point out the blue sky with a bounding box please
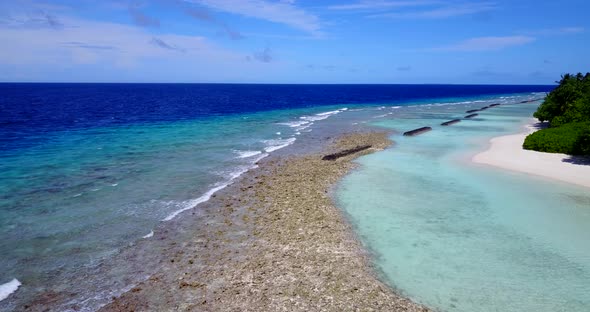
[0,0,588,84]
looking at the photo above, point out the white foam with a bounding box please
[251,153,269,164]
[163,183,229,221]
[111,183,118,187]
[142,231,154,239]
[263,138,296,153]
[278,120,309,128]
[278,120,312,131]
[316,109,342,116]
[162,153,268,222]
[300,115,330,122]
[300,108,348,122]
[297,122,313,131]
[0,279,21,302]
[279,108,346,133]
[234,150,262,159]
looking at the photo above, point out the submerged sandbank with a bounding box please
[100,132,428,312]
[473,120,590,188]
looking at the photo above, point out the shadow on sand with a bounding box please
[530,121,548,131]
[562,156,590,165]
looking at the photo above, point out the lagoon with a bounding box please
[337,100,590,312]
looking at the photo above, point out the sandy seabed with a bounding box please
[100,132,429,312]
[473,120,590,189]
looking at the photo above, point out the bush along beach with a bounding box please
[525,73,590,155]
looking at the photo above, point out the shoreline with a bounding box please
[472,119,590,189]
[100,132,428,312]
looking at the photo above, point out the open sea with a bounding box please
[3,83,589,312]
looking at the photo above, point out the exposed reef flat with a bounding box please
[100,132,429,312]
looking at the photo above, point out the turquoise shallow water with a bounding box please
[337,99,590,311]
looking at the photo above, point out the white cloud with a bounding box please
[435,35,535,52]
[560,27,584,34]
[186,0,321,35]
[328,0,436,11]
[367,2,496,19]
[522,27,585,36]
[0,16,243,67]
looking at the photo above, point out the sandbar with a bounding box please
[473,120,590,188]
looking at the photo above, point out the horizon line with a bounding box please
[0,82,557,86]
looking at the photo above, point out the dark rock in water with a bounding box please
[489,103,501,107]
[479,106,489,110]
[464,114,479,119]
[441,119,461,126]
[322,145,372,160]
[403,127,432,136]
[465,109,480,113]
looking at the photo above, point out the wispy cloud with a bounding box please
[368,2,496,19]
[128,4,160,27]
[435,35,535,52]
[251,47,272,63]
[471,68,511,78]
[61,42,117,50]
[560,27,585,34]
[38,11,63,28]
[150,37,185,52]
[185,0,321,35]
[176,2,243,39]
[327,0,436,11]
[521,26,584,36]
[0,14,246,69]
[305,64,339,71]
[220,24,244,39]
[0,10,64,29]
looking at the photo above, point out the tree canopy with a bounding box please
[534,73,590,125]
[525,73,590,155]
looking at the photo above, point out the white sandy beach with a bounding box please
[473,120,590,189]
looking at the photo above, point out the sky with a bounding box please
[0,0,589,84]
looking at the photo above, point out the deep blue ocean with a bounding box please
[0,83,557,311]
[1,83,552,152]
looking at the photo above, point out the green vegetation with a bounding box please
[523,122,590,154]
[524,73,590,155]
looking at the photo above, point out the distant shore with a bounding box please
[473,119,590,188]
[100,132,428,312]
